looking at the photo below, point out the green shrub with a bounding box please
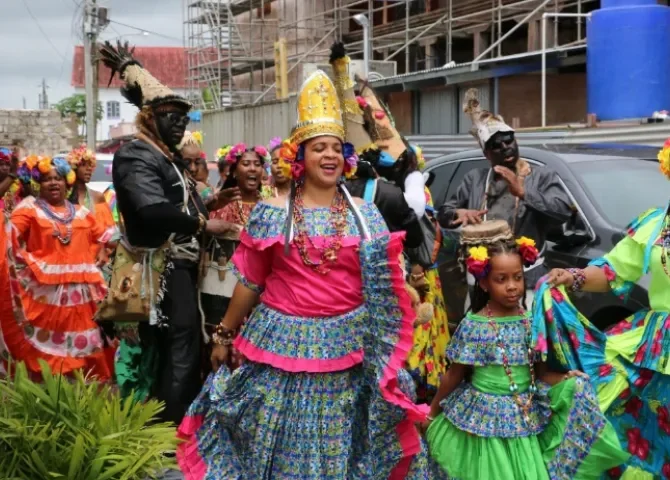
[0,360,179,479]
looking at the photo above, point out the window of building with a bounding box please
[107,101,120,119]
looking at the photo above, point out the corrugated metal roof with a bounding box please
[408,123,670,160]
[370,45,586,89]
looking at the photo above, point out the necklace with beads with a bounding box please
[292,186,348,275]
[35,198,75,245]
[660,215,670,278]
[486,303,537,424]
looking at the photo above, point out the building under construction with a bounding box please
[183,0,648,134]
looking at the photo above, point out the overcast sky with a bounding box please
[2,0,184,109]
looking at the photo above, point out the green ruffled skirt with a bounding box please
[427,371,628,479]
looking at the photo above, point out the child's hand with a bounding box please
[417,418,433,436]
[563,370,589,381]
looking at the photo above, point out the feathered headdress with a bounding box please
[98,41,191,111]
[463,88,514,150]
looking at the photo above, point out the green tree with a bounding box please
[54,94,104,136]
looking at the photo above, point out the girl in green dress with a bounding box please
[424,220,628,479]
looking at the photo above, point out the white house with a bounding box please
[71,46,188,141]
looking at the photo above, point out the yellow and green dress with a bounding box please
[533,206,670,478]
[407,188,450,401]
[428,311,628,479]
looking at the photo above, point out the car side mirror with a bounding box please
[547,219,590,246]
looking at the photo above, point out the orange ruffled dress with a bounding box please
[0,197,112,379]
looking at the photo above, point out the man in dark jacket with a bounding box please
[100,41,236,423]
[438,89,573,305]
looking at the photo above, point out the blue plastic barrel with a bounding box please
[587,0,670,120]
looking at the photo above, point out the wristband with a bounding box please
[567,268,586,292]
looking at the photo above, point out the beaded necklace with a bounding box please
[660,215,670,278]
[486,304,537,424]
[35,198,75,245]
[292,186,348,275]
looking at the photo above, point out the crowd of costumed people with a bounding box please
[3,37,670,480]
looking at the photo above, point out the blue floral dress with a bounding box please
[176,201,433,479]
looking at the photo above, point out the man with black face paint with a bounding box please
[438,89,572,306]
[99,42,238,424]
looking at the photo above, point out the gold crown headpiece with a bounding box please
[291,70,344,145]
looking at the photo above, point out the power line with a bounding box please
[20,0,66,61]
[107,19,183,43]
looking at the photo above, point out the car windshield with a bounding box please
[573,159,669,228]
[91,161,112,183]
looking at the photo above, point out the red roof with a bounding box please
[71,45,187,89]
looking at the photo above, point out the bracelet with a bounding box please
[567,268,586,292]
[212,323,238,346]
[8,173,17,180]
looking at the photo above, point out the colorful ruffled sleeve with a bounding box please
[9,198,35,239]
[230,202,286,293]
[589,208,664,301]
[357,202,429,470]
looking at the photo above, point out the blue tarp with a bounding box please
[188,110,202,123]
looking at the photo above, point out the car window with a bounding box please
[572,159,669,228]
[91,161,113,182]
[444,159,489,204]
[427,162,458,206]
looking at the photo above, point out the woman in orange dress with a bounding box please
[65,145,117,256]
[0,155,114,380]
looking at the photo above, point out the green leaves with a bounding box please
[0,361,179,479]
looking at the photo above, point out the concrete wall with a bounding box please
[0,109,75,155]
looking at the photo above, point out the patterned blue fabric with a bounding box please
[447,313,532,366]
[544,377,607,479]
[238,303,366,365]
[440,381,552,438]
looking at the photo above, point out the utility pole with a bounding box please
[38,79,49,110]
[83,0,97,147]
[84,0,107,148]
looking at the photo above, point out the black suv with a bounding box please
[425,144,666,330]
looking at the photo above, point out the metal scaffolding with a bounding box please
[184,0,596,110]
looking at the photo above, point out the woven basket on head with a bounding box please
[461,220,513,247]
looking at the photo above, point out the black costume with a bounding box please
[99,41,210,424]
[113,141,208,423]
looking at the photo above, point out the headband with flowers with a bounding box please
[17,155,76,193]
[277,139,359,181]
[268,136,283,153]
[66,144,96,169]
[465,237,539,279]
[216,145,232,161]
[0,150,11,165]
[224,142,271,165]
[658,138,670,180]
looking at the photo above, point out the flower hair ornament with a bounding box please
[225,142,271,165]
[466,246,491,279]
[66,144,96,169]
[516,236,540,266]
[216,145,232,161]
[277,139,358,181]
[0,149,11,165]
[268,136,283,152]
[658,138,670,179]
[17,155,76,193]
